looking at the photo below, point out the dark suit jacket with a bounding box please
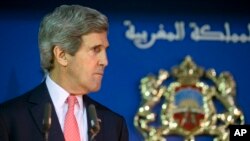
[0,82,129,141]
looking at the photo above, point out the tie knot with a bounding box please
[66,95,78,108]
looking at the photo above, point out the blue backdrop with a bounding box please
[1,0,250,140]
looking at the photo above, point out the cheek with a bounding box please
[77,61,94,74]
[67,59,84,75]
[85,63,96,73]
[71,56,98,75]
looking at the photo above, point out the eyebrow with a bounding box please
[91,44,109,49]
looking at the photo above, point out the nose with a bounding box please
[99,50,108,67]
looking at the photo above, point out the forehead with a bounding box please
[80,32,109,48]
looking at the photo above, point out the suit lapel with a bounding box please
[28,82,64,141]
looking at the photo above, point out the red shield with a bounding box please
[174,111,204,131]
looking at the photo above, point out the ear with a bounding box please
[53,46,68,66]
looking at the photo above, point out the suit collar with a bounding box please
[28,82,65,141]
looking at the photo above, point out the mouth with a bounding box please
[95,69,104,76]
[95,72,104,76]
[95,68,105,76]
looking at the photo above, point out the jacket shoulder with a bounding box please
[0,82,47,110]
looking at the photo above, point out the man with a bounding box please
[0,4,129,141]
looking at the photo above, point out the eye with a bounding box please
[93,46,101,53]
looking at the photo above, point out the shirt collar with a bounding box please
[45,75,83,109]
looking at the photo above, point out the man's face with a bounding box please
[65,32,109,94]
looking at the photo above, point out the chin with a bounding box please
[90,85,101,92]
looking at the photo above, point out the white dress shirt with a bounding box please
[45,75,88,141]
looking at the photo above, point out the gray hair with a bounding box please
[38,4,108,73]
